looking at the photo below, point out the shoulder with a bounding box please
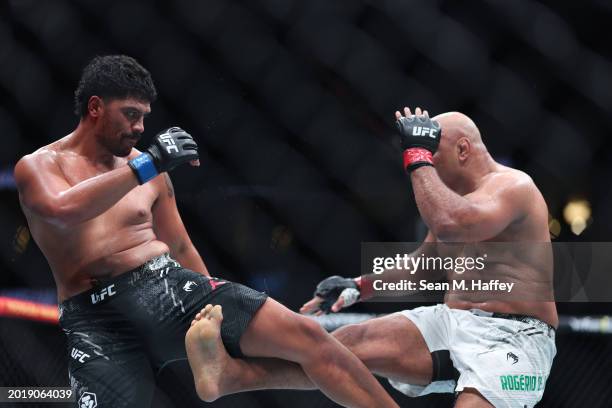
[17,138,67,167]
[15,147,60,179]
[482,167,538,197]
[14,139,71,192]
[480,167,546,223]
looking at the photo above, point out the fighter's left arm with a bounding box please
[410,168,529,242]
[152,173,210,276]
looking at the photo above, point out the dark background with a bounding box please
[1,0,611,407]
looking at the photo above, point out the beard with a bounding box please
[99,130,141,157]
[116,132,142,157]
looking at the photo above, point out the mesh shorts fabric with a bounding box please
[59,254,268,407]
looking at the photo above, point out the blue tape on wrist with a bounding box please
[129,153,158,184]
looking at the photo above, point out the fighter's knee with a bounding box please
[288,316,338,362]
[332,322,367,350]
[297,316,329,343]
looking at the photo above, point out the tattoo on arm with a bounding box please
[164,174,174,198]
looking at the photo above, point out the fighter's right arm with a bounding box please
[14,152,139,228]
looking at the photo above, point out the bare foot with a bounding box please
[185,304,228,402]
[190,303,213,326]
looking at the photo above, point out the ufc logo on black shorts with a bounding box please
[91,284,116,304]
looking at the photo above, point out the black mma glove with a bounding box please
[314,276,362,313]
[128,127,199,184]
[396,112,441,172]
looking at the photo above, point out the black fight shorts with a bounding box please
[59,254,267,408]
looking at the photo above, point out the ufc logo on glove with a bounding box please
[159,134,179,154]
[128,126,199,184]
[412,126,437,137]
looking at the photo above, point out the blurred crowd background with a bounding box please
[1,0,611,407]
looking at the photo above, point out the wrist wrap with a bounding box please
[128,153,159,184]
[403,147,434,172]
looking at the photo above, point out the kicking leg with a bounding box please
[332,313,433,385]
[238,298,399,408]
[187,307,433,404]
[185,304,314,402]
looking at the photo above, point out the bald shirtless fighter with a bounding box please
[14,55,398,408]
[191,107,557,407]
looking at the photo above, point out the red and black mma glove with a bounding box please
[314,276,363,313]
[396,114,442,172]
[128,127,199,184]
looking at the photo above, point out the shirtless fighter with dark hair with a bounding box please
[15,55,398,408]
[190,107,557,408]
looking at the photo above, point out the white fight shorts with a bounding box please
[388,304,556,408]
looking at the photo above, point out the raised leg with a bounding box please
[185,304,314,402]
[186,305,434,407]
[332,313,433,385]
[237,298,399,408]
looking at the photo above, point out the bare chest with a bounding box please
[58,155,158,226]
[102,187,158,227]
